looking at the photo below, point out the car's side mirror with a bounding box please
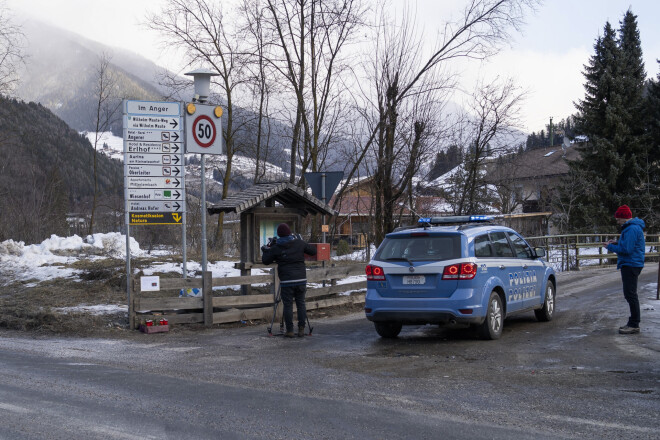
[534,247,546,258]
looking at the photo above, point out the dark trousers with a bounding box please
[281,284,307,332]
[621,266,642,327]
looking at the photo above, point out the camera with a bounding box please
[261,236,277,252]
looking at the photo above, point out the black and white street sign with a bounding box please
[128,200,183,212]
[123,100,185,225]
[185,103,224,154]
[127,188,183,201]
[126,177,182,189]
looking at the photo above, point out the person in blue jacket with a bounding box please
[604,205,645,334]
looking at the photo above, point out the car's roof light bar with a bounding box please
[418,215,494,225]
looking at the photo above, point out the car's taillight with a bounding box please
[366,264,385,281]
[442,263,477,280]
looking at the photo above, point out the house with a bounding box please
[331,177,448,245]
[485,145,580,214]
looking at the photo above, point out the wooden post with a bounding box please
[203,271,213,326]
[656,258,659,300]
[575,237,580,271]
[130,278,137,329]
[271,268,280,300]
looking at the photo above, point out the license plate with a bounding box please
[403,275,425,285]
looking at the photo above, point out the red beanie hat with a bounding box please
[277,223,291,237]
[614,205,632,219]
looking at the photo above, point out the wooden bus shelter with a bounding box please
[207,182,336,294]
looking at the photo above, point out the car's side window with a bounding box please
[506,232,534,259]
[490,231,515,257]
[474,234,493,258]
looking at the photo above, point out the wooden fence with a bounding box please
[130,263,366,329]
[525,234,660,272]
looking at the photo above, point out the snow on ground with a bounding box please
[0,232,367,313]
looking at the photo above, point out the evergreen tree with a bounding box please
[640,61,660,230]
[558,12,648,232]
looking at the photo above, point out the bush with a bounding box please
[336,239,351,256]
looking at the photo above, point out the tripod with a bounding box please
[267,285,313,336]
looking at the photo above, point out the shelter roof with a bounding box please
[207,182,336,216]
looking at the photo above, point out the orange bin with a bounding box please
[305,243,331,261]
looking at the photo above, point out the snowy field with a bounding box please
[0,232,368,316]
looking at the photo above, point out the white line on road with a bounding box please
[545,414,657,434]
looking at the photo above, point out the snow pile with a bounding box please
[0,233,146,287]
[0,233,145,259]
[85,232,145,258]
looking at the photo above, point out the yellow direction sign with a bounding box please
[129,212,183,225]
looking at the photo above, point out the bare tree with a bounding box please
[150,0,251,248]
[444,78,525,215]
[0,2,24,96]
[88,53,121,235]
[263,0,365,184]
[333,0,537,244]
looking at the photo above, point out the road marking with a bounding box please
[0,403,33,414]
[545,414,657,434]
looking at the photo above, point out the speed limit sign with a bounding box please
[185,103,224,154]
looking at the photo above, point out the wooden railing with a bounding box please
[525,234,660,272]
[130,263,366,329]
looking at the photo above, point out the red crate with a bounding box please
[305,243,330,261]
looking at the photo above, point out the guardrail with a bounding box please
[130,263,366,329]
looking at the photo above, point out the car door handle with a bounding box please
[522,264,528,269]
[499,265,506,270]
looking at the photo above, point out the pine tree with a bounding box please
[641,61,660,230]
[558,13,648,232]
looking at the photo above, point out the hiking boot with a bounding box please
[284,331,295,338]
[619,326,640,334]
[298,326,306,337]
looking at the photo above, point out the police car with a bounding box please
[364,216,556,340]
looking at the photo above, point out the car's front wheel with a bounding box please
[374,321,402,338]
[534,281,555,322]
[479,291,503,340]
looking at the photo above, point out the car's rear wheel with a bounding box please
[535,281,555,322]
[374,321,402,338]
[479,291,503,340]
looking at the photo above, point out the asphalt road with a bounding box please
[0,266,658,439]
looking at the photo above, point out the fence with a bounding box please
[525,234,660,272]
[130,263,366,329]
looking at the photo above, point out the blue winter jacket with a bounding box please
[607,217,645,269]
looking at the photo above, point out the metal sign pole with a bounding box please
[125,223,132,328]
[201,153,207,273]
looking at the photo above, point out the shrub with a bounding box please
[336,239,351,256]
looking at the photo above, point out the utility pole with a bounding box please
[549,117,554,147]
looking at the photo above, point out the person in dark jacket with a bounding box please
[604,205,645,334]
[262,223,317,337]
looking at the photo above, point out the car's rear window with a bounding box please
[374,234,461,262]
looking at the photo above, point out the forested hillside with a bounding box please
[14,19,164,136]
[0,96,123,243]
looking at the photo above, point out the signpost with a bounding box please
[123,100,186,328]
[124,101,185,226]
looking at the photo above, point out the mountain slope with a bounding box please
[0,96,124,243]
[14,18,165,135]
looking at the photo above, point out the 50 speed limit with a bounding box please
[192,115,217,148]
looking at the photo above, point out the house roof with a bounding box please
[487,145,581,182]
[334,195,449,216]
[207,182,336,216]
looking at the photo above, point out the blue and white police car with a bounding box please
[364,216,556,340]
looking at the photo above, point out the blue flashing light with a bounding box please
[418,217,431,223]
[469,215,493,222]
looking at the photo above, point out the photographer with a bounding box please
[262,223,317,338]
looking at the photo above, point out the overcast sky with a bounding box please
[6,0,660,133]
